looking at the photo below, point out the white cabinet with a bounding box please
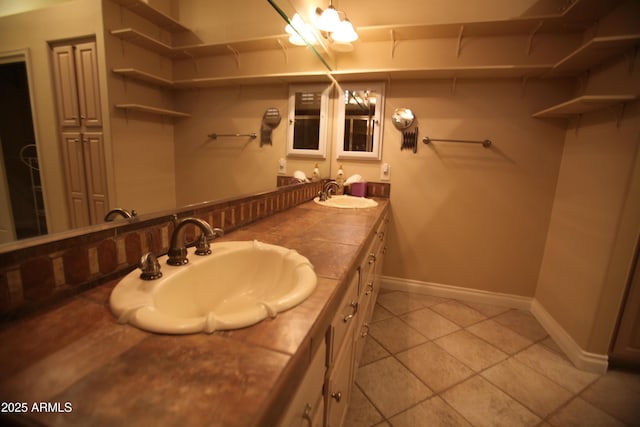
[52,40,108,227]
[279,212,388,427]
[278,340,326,427]
[52,42,103,128]
[326,213,388,427]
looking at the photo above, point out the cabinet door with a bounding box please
[328,271,359,366]
[277,340,326,427]
[74,42,102,127]
[60,132,89,227]
[326,338,354,427]
[83,132,108,223]
[51,46,80,127]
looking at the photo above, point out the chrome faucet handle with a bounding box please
[195,234,211,256]
[139,252,162,280]
[195,228,224,256]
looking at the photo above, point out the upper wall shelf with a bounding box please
[357,18,573,44]
[112,68,174,87]
[532,95,637,118]
[110,28,288,59]
[114,103,191,118]
[331,65,553,82]
[547,34,640,76]
[111,28,178,57]
[110,0,190,32]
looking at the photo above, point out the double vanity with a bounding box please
[0,193,388,427]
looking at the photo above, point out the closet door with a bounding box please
[52,39,108,227]
[60,132,90,227]
[83,132,108,223]
[611,239,640,368]
[51,45,80,128]
[74,42,102,128]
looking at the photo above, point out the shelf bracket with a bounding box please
[527,21,543,55]
[227,45,241,69]
[118,4,125,26]
[626,45,638,74]
[277,39,289,64]
[390,29,398,59]
[611,102,627,129]
[521,76,529,96]
[456,25,465,58]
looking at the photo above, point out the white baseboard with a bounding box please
[380,276,533,311]
[380,275,608,374]
[530,299,609,374]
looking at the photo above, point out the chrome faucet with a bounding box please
[167,217,224,266]
[104,208,137,221]
[318,181,339,201]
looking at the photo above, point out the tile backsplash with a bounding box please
[0,180,390,321]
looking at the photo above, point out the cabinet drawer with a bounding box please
[328,270,359,366]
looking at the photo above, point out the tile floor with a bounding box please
[345,290,640,427]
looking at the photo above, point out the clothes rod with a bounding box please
[423,137,492,148]
[208,133,257,139]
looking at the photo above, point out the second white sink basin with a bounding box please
[314,195,378,209]
[110,241,317,334]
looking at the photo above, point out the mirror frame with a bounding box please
[286,83,331,159]
[335,82,385,161]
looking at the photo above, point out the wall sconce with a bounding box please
[285,1,358,51]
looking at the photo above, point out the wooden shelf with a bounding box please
[179,35,288,57]
[110,28,180,57]
[114,104,190,118]
[111,28,289,59]
[174,72,331,88]
[355,12,589,44]
[532,95,637,118]
[547,34,640,76]
[112,68,174,88]
[110,0,190,32]
[331,65,553,82]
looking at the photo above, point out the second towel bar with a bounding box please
[208,133,257,139]
[423,137,492,148]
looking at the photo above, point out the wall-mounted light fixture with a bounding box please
[285,1,358,51]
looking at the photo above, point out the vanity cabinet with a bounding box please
[279,212,388,427]
[325,270,360,426]
[326,213,389,426]
[354,220,387,364]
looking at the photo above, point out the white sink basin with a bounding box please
[109,241,317,334]
[314,195,378,209]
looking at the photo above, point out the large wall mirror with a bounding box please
[335,82,385,160]
[287,84,331,158]
[0,0,334,247]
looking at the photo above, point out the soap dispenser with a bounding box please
[312,163,320,182]
[336,164,345,195]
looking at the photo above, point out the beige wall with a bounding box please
[376,79,570,296]
[0,0,106,233]
[535,51,640,353]
[102,0,177,212]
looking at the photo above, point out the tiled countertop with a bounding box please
[0,198,389,427]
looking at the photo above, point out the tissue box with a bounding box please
[350,182,367,197]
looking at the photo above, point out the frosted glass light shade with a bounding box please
[285,14,317,46]
[331,19,358,43]
[316,6,340,32]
